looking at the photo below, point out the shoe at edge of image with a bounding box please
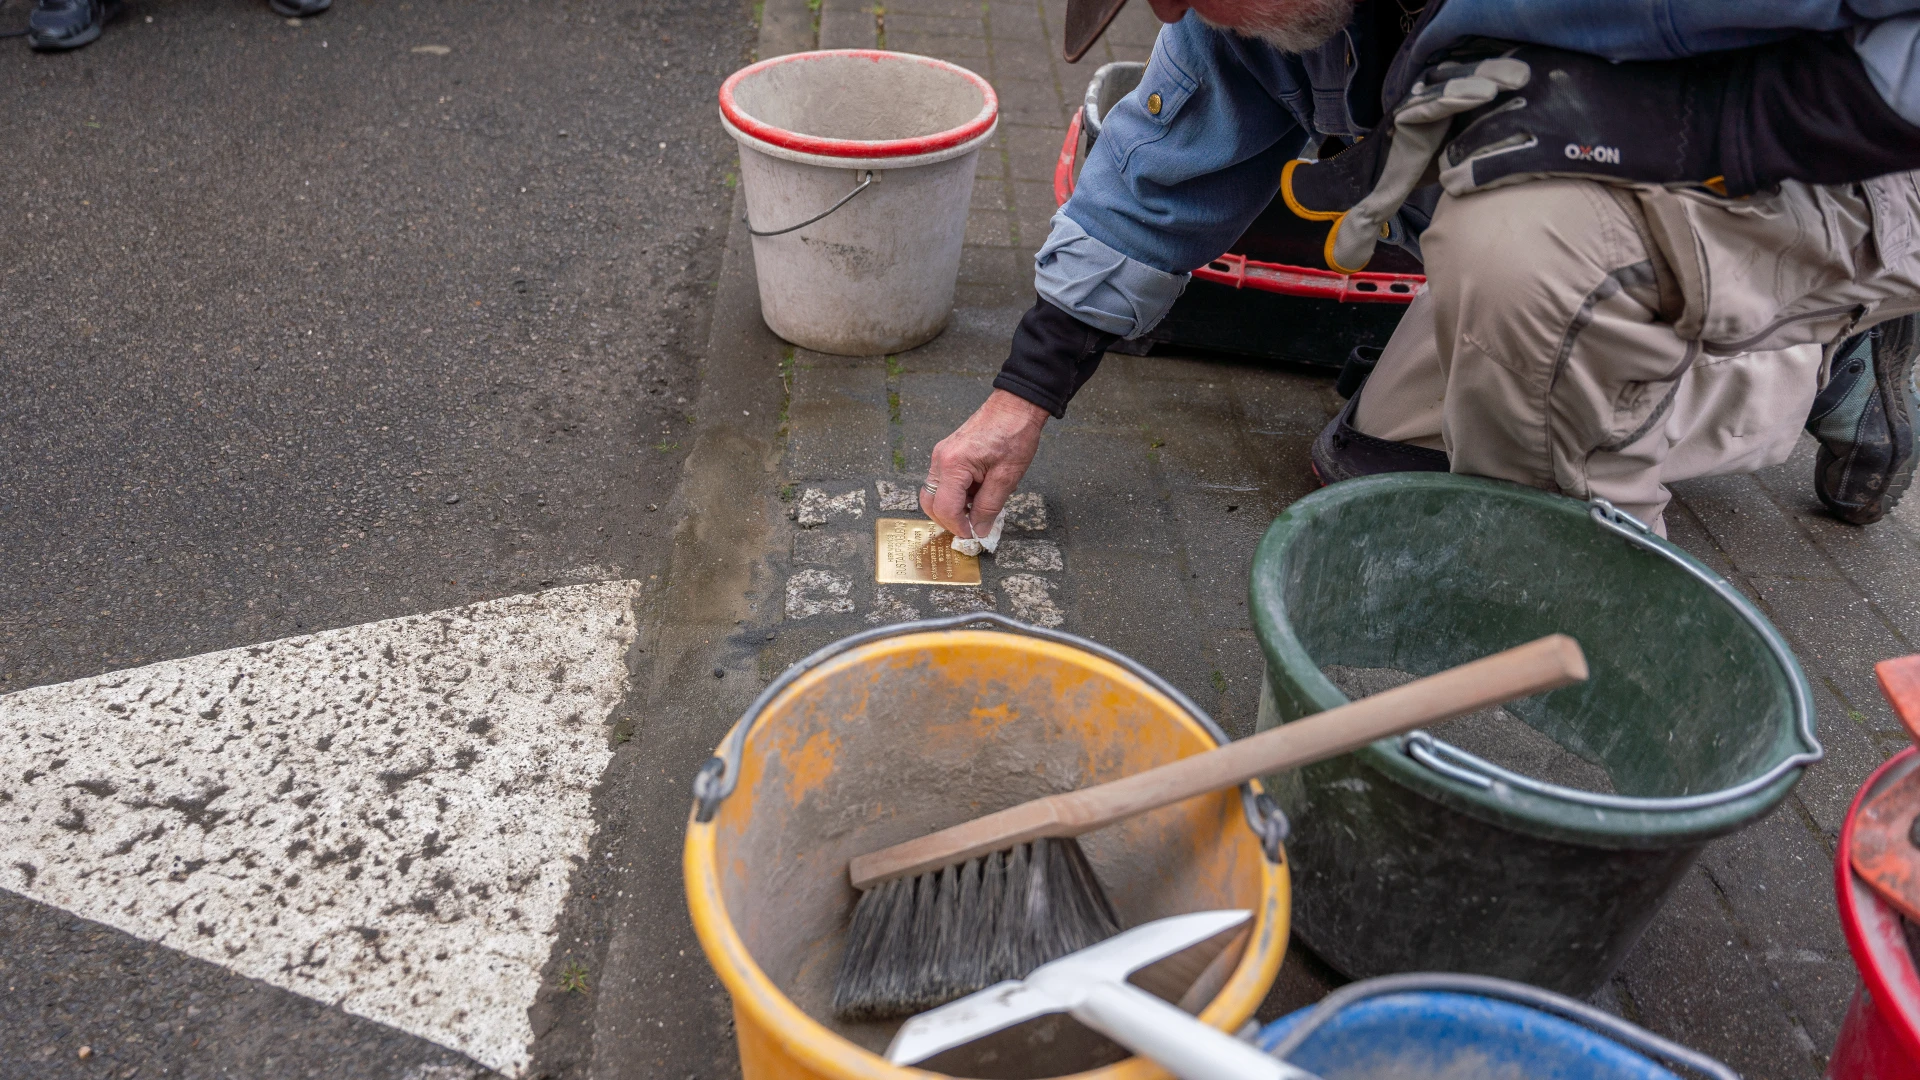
[268,0,332,17]
[26,0,118,52]
[1809,312,1920,526]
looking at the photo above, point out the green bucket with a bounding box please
[1250,474,1820,996]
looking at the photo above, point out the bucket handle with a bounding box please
[1264,972,1740,1080]
[689,611,1291,862]
[1396,496,1823,813]
[745,170,875,237]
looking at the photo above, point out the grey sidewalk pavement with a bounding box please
[634,2,1920,1078]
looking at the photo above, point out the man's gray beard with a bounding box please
[1200,0,1354,53]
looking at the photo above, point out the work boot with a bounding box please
[27,0,118,51]
[268,0,331,15]
[1309,346,1450,485]
[1809,313,1920,525]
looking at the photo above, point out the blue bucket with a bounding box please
[1255,975,1737,1080]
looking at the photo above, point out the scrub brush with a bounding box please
[831,634,1589,1020]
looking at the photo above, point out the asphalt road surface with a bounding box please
[0,0,753,1075]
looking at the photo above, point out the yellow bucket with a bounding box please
[684,614,1291,1080]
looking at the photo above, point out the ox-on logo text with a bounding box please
[1565,143,1621,165]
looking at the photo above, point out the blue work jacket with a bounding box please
[1046,0,1920,339]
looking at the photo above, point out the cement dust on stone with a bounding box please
[0,582,642,1075]
[1322,666,1616,794]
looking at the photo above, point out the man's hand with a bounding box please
[921,390,1050,541]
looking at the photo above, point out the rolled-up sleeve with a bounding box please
[1033,211,1190,339]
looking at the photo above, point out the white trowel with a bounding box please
[885,910,1321,1080]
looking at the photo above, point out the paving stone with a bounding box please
[792,528,869,566]
[793,487,868,528]
[957,244,1028,289]
[1014,179,1064,246]
[817,3,877,48]
[929,587,996,613]
[1795,680,1903,837]
[786,356,893,480]
[885,0,975,15]
[983,0,1048,39]
[1000,573,1066,626]
[990,74,1069,119]
[1612,868,1824,1080]
[760,0,819,57]
[972,178,1012,210]
[1003,491,1050,531]
[875,480,921,511]
[897,305,1023,376]
[1006,124,1072,182]
[883,11,986,37]
[954,274,1032,309]
[868,587,926,625]
[1166,492,1277,633]
[965,209,1018,247]
[990,35,1066,73]
[1697,809,1854,1059]
[996,42,1073,85]
[1750,437,1920,645]
[996,538,1063,570]
[785,568,856,620]
[1202,628,1274,738]
[1747,574,1905,731]
[889,31,991,60]
[1676,473,1840,578]
[1664,494,1748,584]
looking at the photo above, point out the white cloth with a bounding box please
[950,509,1005,556]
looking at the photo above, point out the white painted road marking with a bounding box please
[0,581,642,1075]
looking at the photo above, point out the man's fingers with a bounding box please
[968,464,1026,539]
[921,456,979,539]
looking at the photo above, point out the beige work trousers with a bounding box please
[1352,174,1920,531]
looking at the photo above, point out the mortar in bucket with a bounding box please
[719,50,998,356]
[684,613,1290,1080]
[1251,473,1821,996]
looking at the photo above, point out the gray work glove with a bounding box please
[1306,56,1530,273]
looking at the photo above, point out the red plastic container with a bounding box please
[1831,746,1920,1079]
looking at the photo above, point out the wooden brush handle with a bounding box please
[848,634,1588,889]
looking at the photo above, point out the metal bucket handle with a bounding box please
[689,611,1291,862]
[1397,496,1823,812]
[1266,972,1741,1080]
[745,169,876,237]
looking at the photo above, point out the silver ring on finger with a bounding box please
[922,478,938,495]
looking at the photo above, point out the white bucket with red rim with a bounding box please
[719,50,999,356]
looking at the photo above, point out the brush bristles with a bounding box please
[832,837,1121,1022]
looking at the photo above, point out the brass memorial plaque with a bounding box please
[875,517,981,585]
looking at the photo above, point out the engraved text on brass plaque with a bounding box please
[875,517,981,585]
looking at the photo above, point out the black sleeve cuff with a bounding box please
[991,296,1121,419]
